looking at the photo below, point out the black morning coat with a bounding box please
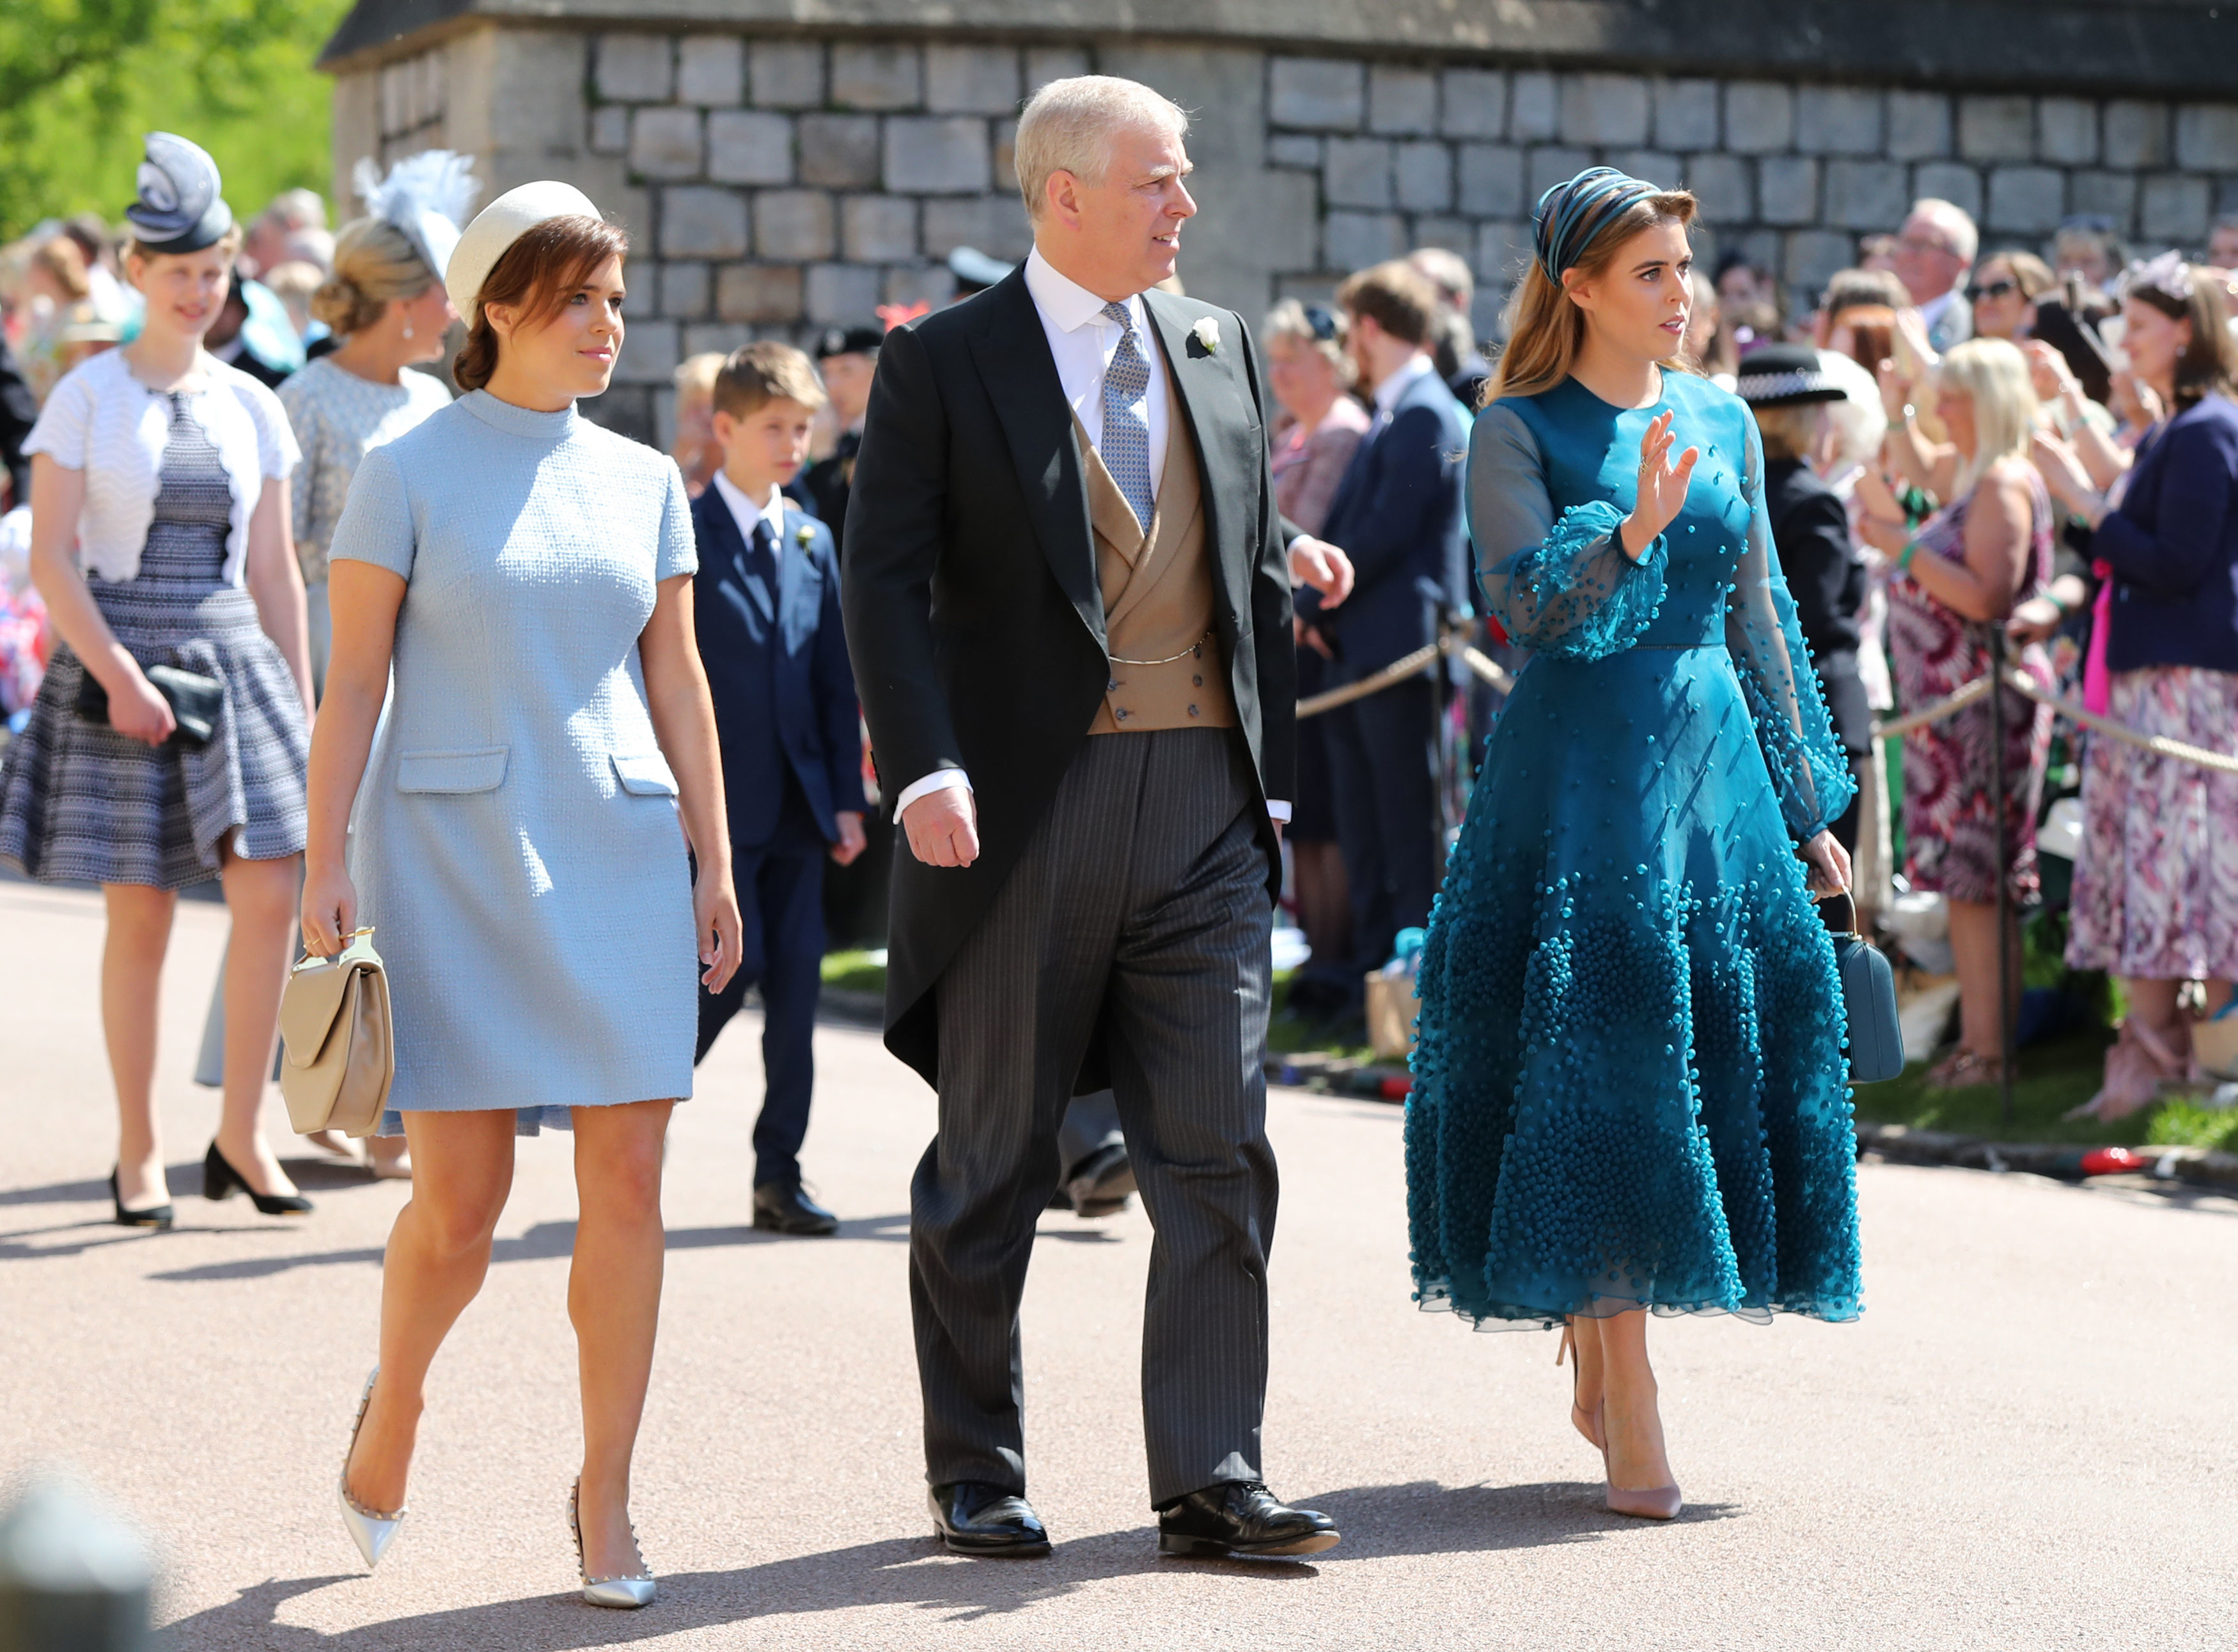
[840,264,1298,1086]
[1762,455,1873,756]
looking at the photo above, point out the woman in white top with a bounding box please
[0,134,315,1226]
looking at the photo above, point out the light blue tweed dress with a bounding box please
[328,389,700,1135]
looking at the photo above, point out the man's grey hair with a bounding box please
[1907,198,1980,265]
[1013,75,1189,222]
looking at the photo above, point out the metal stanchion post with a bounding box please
[1988,627,2015,1125]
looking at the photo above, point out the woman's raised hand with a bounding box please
[1620,410,1698,559]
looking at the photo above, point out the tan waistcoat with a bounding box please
[1077,356,1237,736]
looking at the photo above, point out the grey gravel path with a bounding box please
[3,878,2234,1651]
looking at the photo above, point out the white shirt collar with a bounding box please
[1024,246,1143,336]
[711,467,790,556]
[1371,352,1437,417]
[1919,288,1956,328]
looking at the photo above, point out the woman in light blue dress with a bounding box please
[1406,170,1861,1520]
[301,183,742,1606]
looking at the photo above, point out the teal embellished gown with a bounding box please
[1406,370,1863,1328]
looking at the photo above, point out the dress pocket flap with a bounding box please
[397,746,509,793]
[611,751,680,796]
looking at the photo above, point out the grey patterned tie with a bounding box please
[1099,299,1155,533]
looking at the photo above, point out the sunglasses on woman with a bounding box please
[1966,279,2018,302]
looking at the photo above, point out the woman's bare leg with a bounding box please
[1597,1309,1676,1493]
[102,884,176,1209]
[214,848,303,1197]
[569,1099,673,1579]
[1946,898,2021,1060]
[1565,1314,1605,1446]
[344,1109,517,1515]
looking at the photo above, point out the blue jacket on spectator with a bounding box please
[2095,390,2238,674]
[1300,362,1473,672]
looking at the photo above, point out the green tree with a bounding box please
[0,0,350,242]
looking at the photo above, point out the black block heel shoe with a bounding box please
[203,1142,313,1215]
[109,1168,173,1230]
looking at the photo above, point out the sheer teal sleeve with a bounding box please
[1726,408,1856,841]
[1469,402,1667,660]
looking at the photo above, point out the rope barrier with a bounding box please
[1295,633,1515,719]
[1868,666,2238,774]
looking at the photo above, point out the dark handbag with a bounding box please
[1819,891,1904,1084]
[74,662,222,747]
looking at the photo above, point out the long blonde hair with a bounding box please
[1487,189,1699,405]
[1936,338,2036,496]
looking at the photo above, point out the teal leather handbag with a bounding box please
[1820,892,1904,1084]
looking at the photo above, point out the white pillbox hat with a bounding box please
[444,180,603,315]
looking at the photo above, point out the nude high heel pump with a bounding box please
[1595,1398,1682,1521]
[1556,1320,1603,1451]
[569,1478,655,1609]
[338,1369,406,1568]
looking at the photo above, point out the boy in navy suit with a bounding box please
[693,343,868,1234]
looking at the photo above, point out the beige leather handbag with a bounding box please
[279,928,396,1139]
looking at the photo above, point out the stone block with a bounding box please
[1441,69,1506,139]
[2038,97,2098,165]
[1393,141,1453,212]
[479,29,586,154]
[884,118,989,194]
[922,195,1031,261]
[882,265,950,309]
[630,107,703,180]
[2176,104,2238,171]
[1757,156,1818,226]
[1653,79,1719,151]
[1987,166,2066,233]
[1783,230,1856,293]
[1796,88,1882,155]
[583,386,653,447]
[1724,82,1793,155]
[1456,144,1524,216]
[1270,56,1363,132]
[596,33,671,103]
[842,195,918,262]
[755,190,836,261]
[1684,153,1753,221]
[661,186,748,258]
[1911,162,1982,223]
[1324,210,1405,272]
[678,35,743,106]
[708,110,792,186]
[1510,72,1558,141]
[1269,134,1321,170]
[683,322,752,358]
[2219,178,2238,217]
[1560,73,1650,148]
[832,42,921,111]
[992,118,1019,192]
[750,42,824,110]
[927,43,1021,114]
[2141,175,2211,242]
[1474,219,1531,288]
[590,105,629,155]
[806,262,883,325]
[1024,47,1091,94]
[2069,170,2137,233]
[1608,150,1680,191]
[2104,100,2170,168]
[613,317,678,384]
[799,115,880,189]
[1324,137,1392,209]
[1369,66,1439,136]
[661,261,708,318]
[1959,95,2034,162]
[1411,215,1471,253]
[1471,284,1508,345]
[1526,146,1595,203]
[1822,159,1908,231]
[716,264,802,323]
[1887,90,1952,160]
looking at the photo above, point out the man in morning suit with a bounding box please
[692,343,869,1236]
[841,75,1338,1561]
[1298,259,1471,1001]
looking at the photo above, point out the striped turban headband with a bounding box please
[1533,166,1663,286]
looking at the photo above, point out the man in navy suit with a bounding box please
[1297,260,1471,1003]
[693,343,869,1235]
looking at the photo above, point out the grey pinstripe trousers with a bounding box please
[914,726,1278,1507]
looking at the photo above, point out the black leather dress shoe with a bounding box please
[1064,1142,1136,1219]
[1157,1481,1339,1559]
[929,1481,1051,1556]
[753,1181,839,1235]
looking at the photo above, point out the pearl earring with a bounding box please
[402,320,414,340]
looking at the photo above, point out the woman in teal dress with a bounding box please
[1407,169,1861,1520]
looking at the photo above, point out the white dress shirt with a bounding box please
[710,467,790,557]
[1369,352,1438,425]
[895,246,1290,825]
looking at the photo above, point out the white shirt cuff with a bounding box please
[1265,800,1292,823]
[893,767,972,816]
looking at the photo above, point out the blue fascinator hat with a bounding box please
[124,133,233,254]
[1532,166,1665,286]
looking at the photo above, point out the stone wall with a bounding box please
[328,24,2238,446]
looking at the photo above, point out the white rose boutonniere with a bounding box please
[1187,316,1220,358]
[795,524,815,547]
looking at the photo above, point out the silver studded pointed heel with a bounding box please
[338,1369,406,1569]
[568,1478,655,1609]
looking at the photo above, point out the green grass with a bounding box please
[2145,1098,2238,1154]
[1267,970,1375,1063]
[820,949,888,996]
